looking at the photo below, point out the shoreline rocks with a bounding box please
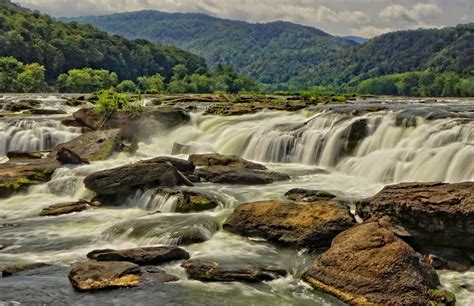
[302,221,453,305]
[224,200,356,249]
[356,182,474,251]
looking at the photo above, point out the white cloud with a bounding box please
[379,3,442,24]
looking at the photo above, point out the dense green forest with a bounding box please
[292,23,474,89]
[0,0,206,83]
[64,10,354,84]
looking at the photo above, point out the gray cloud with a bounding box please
[12,0,474,37]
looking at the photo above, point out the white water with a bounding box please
[0,97,473,305]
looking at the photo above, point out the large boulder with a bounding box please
[224,201,356,249]
[73,108,190,139]
[50,129,129,163]
[87,246,190,265]
[302,222,452,305]
[189,154,267,170]
[39,200,91,216]
[181,259,287,283]
[195,166,290,185]
[68,261,141,291]
[83,159,193,199]
[356,182,474,250]
[285,188,336,202]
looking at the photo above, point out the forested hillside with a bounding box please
[0,1,206,82]
[292,23,474,89]
[64,10,354,84]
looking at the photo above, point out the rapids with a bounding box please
[0,95,473,305]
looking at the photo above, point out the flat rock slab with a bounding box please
[356,182,474,250]
[189,154,267,170]
[1,262,50,277]
[302,222,452,305]
[195,166,290,185]
[84,159,193,197]
[40,200,90,216]
[285,188,336,202]
[69,261,141,291]
[181,259,287,283]
[87,246,190,265]
[224,200,355,249]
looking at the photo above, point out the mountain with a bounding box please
[342,36,368,45]
[292,23,474,88]
[63,10,354,84]
[0,1,206,82]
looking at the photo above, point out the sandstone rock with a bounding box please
[189,154,267,170]
[302,222,447,305]
[181,259,287,282]
[87,246,190,265]
[195,166,290,185]
[39,200,90,216]
[419,246,472,272]
[224,200,355,249]
[1,262,50,277]
[356,182,474,250]
[68,261,141,291]
[285,188,336,202]
[50,129,127,162]
[84,159,193,198]
[56,147,90,165]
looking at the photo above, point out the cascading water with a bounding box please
[0,120,81,156]
[0,96,473,305]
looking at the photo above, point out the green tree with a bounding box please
[171,64,189,81]
[458,78,474,97]
[57,68,118,93]
[0,57,23,92]
[116,80,138,93]
[15,63,47,92]
[187,73,213,93]
[167,79,192,93]
[137,74,165,93]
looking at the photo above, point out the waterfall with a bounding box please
[0,120,81,155]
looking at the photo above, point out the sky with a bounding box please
[12,0,474,37]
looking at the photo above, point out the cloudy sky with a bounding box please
[12,0,474,37]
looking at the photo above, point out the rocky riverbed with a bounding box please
[0,93,473,305]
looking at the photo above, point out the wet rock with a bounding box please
[142,267,179,283]
[50,129,128,162]
[181,259,287,283]
[87,246,190,265]
[28,109,67,115]
[0,160,59,198]
[73,108,190,140]
[189,153,267,170]
[302,221,447,305]
[56,147,90,165]
[84,159,193,198]
[172,143,191,155]
[157,188,219,213]
[419,246,472,272]
[68,261,141,291]
[7,151,42,160]
[3,100,40,112]
[143,157,195,173]
[224,200,356,249]
[285,188,336,202]
[1,262,50,277]
[342,118,368,155]
[195,166,290,185]
[39,200,90,216]
[168,226,209,245]
[356,182,474,250]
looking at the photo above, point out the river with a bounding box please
[0,95,473,305]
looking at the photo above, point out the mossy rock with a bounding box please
[428,290,456,306]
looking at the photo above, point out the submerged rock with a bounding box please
[168,226,209,245]
[157,188,219,213]
[84,159,193,198]
[195,166,290,185]
[285,188,336,202]
[356,182,474,250]
[87,246,190,265]
[224,200,355,249]
[7,151,42,160]
[50,129,127,163]
[181,259,287,283]
[39,200,90,216]
[189,153,267,170]
[68,261,141,291]
[1,262,50,277]
[142,267,179,283]
[28,109,67,115]
[302,222,449,305]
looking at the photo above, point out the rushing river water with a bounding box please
[0,95,473,305]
